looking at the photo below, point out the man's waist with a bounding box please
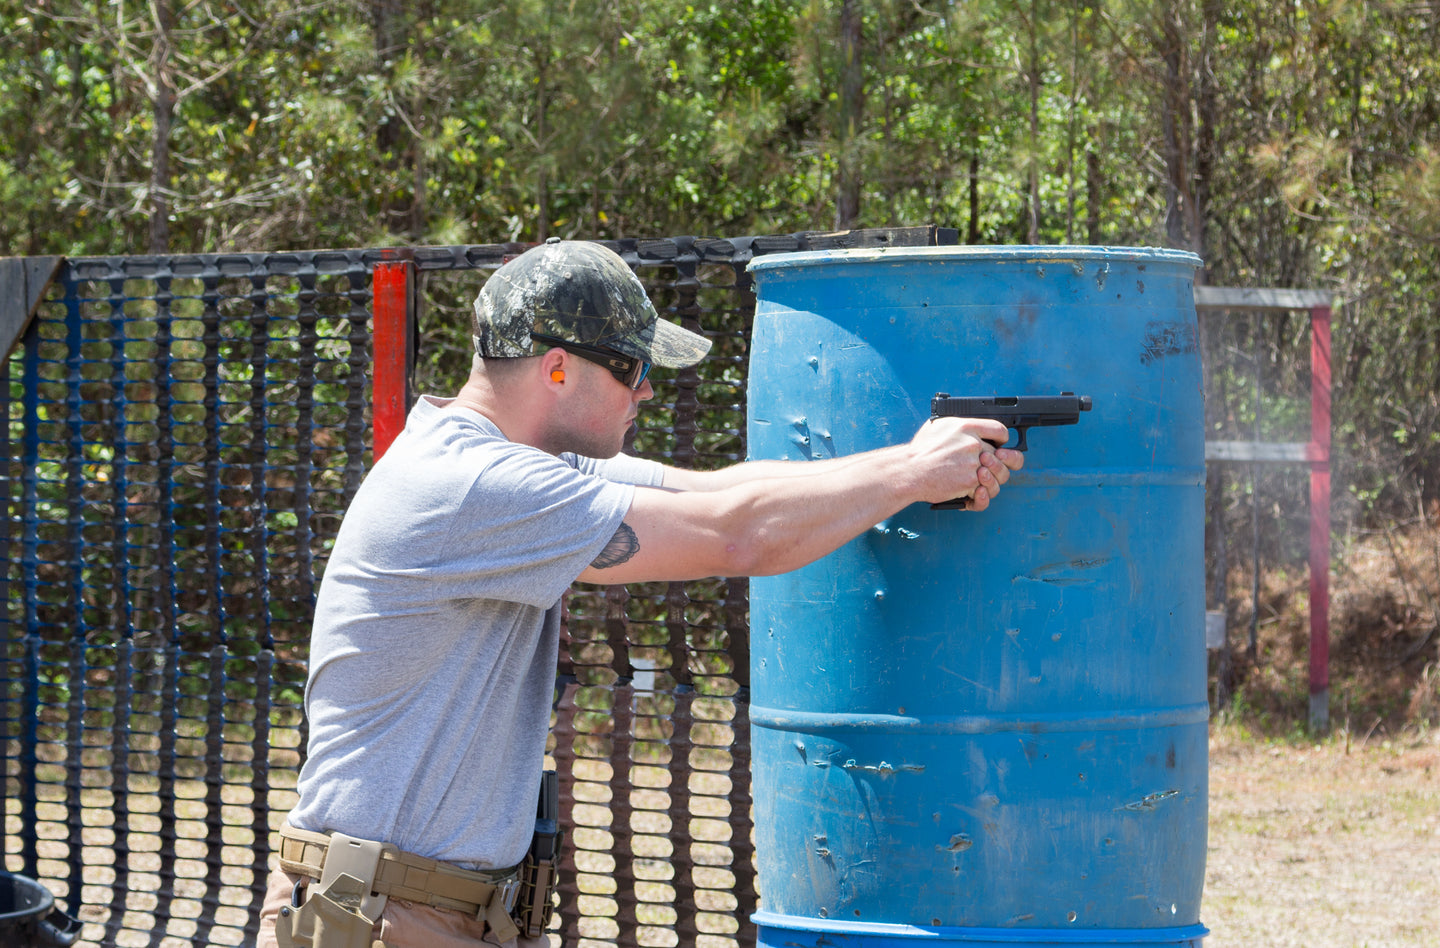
[278,823,520,915]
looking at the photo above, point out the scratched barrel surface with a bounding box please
[745,246,1208,948]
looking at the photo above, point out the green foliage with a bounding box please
[2,0,1439,511]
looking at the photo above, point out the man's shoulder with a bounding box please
[394,400,543,472]
[407,396,505,445]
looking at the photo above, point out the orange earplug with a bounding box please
[550,369,565,383]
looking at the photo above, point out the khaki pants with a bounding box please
[257,868,552,948]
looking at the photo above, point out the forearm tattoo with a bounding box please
[591,522,640,569]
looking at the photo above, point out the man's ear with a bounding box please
[540,348,568,388]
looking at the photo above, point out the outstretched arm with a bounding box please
[658,418,1017,493]
[577,417,1022,585]
[659,454,875,492]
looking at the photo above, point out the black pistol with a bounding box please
[929,392,1092,509]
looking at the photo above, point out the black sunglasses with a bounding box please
[532,333,652,390]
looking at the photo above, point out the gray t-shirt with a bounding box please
[288,395,663,870]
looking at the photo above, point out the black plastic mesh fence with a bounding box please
[1,228,948,948]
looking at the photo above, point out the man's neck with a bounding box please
[450,375,552,452]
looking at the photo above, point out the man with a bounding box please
[259,239,1022,948]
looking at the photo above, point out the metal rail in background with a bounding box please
[0,227,949,948]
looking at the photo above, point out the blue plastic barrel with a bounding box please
[745,246,1207,948]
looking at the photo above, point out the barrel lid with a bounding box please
[747,244,1203,274]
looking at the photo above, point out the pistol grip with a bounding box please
[932,434,1017,510]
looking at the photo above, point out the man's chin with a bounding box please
[616,421,638,456]
[591,435,629,460]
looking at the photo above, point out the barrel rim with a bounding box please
[0,871,56,923]
[753,910,1211,943]
[747,244,1204,274]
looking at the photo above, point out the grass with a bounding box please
[1204,721,1440,947]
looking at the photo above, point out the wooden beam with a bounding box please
[1205,441,1319,463]
[0,256,64,361]
[1195,286,1332,311]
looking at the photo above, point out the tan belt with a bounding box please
[278,824,520,926]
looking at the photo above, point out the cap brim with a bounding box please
[611,318,712,369]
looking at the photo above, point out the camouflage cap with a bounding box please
[472,238,712,368]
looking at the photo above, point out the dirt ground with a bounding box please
[1203,724,1440,948]
[38,723,1440,948]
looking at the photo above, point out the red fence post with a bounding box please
[1308,305,1333,733]
[372,260,415,460]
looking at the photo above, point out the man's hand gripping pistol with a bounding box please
[930,392,1092,510]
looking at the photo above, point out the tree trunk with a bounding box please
[1026,0,1042,244]
[148,0,176,254]
[372,0,421,239]
[1086,141,1102,245]
[834,0,864,230]
[968,150,981,244]
[535,49,550,241]
[1065,0,1080,243]
[1193,0,1222,271]
[1159,0,1193,251]
[373,0,405,157]
[1157,0,1217,263]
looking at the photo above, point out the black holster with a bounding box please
[512,770,564,939]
